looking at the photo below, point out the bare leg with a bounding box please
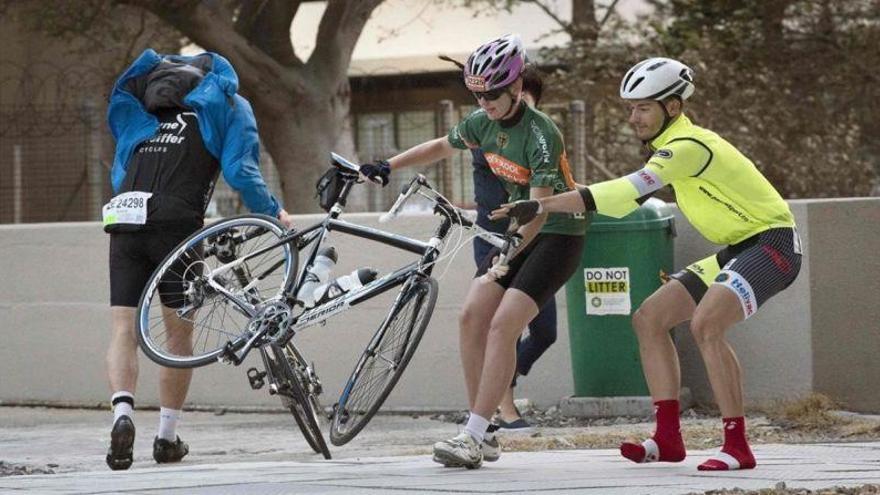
[472,289,538,420]
[691,284,755,471]
[631,280,696,401]
[690,286,746,418]
[498,385,519,422]
[458,278,505,408]
[107,307,139,394]
[621,280,695,464]
[158,305,193,410]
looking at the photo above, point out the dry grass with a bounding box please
[762,393,844,431]
[492,394,880,454]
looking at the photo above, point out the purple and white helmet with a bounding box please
[464,34,526,92]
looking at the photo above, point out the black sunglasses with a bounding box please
[472,87,506,101]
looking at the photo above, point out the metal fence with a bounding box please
[348,99,588,213]
[0,99,587,224]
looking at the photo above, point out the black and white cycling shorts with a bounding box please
[109,227,199,308]
[670,227,802,319]
[476,233,584,308]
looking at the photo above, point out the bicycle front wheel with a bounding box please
[330,276,438,446]
[265,344,331,459]
[137,214,297,368]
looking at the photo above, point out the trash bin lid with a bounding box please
[589,198,676,232]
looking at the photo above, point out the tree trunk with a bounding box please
[249,83,350,213]
[125,0,383,213]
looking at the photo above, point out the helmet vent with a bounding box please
[647,60,668,71]
[628,76,645,92]
[492,69,510,85]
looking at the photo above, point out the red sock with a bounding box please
[697,417,756,471]
[620,400,686,463]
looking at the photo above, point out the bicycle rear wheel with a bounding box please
[265,344,331,459]
[137,215,297,368]
[329,276,438,446]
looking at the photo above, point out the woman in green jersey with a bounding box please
[360,34,587,469]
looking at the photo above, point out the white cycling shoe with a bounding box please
[432,432,483,469]
[481,432,501,462]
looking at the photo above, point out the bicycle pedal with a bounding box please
[246,367,266,390]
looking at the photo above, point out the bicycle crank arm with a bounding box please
[218,326,266,366]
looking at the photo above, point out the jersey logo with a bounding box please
[485,153,531,185]
[654,149,673,159]
[625,168,664,196]
[496,132,509,149]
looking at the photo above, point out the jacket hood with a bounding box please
[113,48,240,101]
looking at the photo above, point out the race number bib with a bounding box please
[102,191,153,227]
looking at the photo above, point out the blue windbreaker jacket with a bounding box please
[107,49,280,216]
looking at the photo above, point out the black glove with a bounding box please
[506,200,542,226]
[360,159,391,186]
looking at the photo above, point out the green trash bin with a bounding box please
[565,198,675,397]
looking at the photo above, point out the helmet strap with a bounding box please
[499,87,522,120]
[644,100,676,144]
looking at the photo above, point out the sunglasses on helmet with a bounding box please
[472,87,507,102]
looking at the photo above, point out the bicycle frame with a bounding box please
[212,169,462,365]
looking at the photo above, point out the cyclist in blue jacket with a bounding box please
[103,48,293,470]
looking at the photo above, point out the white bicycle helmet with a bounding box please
[620,57,695,101]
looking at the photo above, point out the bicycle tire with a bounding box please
[329,276,438,446]
[268,344,331,459]
[137,214,297,369]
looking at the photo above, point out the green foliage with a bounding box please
[541,0,879,197]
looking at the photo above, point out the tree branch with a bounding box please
[120,0,308,105]
[309,0,384,85]
[527,0,572,35]
[236,0,303,67]
[599,0,621,28]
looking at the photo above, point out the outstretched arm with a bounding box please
[389,137,456,170]
[491,187,592,225]
[360,136,456,185]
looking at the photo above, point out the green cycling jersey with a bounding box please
[588,114,795,245]
[448,103,587,236]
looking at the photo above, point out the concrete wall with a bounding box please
[1,198,878,412]
[807,199,880,412]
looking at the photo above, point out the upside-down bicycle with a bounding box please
[135,153,519,459]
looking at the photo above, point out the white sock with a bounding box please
[111,391,134,423]
[157,407,182,441]
[464,412,490,443]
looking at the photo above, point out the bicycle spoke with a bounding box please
[137,216,296,367]
[331,278,437,445]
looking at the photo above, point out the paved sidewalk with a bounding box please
[4,443,880,494]
[2,407,880,494]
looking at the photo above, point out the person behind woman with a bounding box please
[360,34,588,468]
[464,64,557,432]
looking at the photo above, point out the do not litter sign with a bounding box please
[583,267,631,315]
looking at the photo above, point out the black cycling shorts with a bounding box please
[109,228,199,308]
[671,227,802,319]
[476,233,584,308]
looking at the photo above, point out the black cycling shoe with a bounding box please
[106,416,135,471]
[153,436,189,464]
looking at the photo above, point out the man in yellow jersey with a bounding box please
[492,57,802,471]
